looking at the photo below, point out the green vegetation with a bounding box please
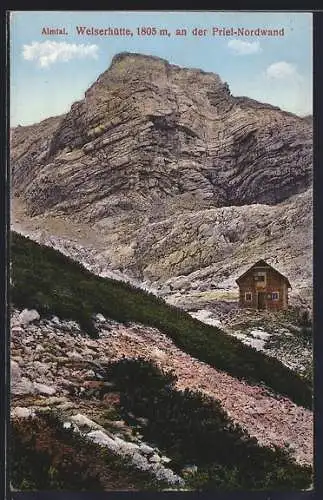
[10,411,160,491]
[11,231,312,408]
[102,358,312,490]
[194,289,238,301]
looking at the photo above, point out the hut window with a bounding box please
[272,292,279,300]
[245,292,252,301]
[254,274,265,281]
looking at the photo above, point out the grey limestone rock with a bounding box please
[18,309,40,326]
[11,53,311,220]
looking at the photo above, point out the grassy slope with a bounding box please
[11,231,312,408]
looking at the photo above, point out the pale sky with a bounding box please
[10,11,313,126]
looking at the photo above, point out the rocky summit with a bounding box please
[11,52,312,308]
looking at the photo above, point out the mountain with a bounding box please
[10,52,313,307]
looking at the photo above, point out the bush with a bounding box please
[10,411,160,491]
[103,358,312,491]
[10,414,104,490]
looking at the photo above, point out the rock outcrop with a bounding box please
[11,52,312,216]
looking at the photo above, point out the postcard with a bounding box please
[9,10,313,494]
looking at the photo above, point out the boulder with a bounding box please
[11,377,35,395]
[33,361,49,375]
[11,360,21,381]
[11,407,36,419]
[18,309,40,326]
[51,316,61,325]
[139,443,155,455]
[95,313,106,323]
[67,351,83,360]
[182,464,198,475]
[70,413,103,430]
[130,452,151,472]
[87,430,119,452]
[33,382,57,396]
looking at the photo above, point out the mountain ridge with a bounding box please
[11,52,312,214]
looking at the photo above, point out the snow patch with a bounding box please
[249,329,272,340]
[230,332,266,351]
[189,309,223,328]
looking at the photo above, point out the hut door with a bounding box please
[257,292,266,310]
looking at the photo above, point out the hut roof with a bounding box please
[235,259,292,288]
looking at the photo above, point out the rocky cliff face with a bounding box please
[10,52,313,305]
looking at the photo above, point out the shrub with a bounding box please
[10,415,103,490]
[10,411,161,491]
[103,358,312,491]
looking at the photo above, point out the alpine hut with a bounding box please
[236,260,291,311]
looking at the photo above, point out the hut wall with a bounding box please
[238,267,288,310]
